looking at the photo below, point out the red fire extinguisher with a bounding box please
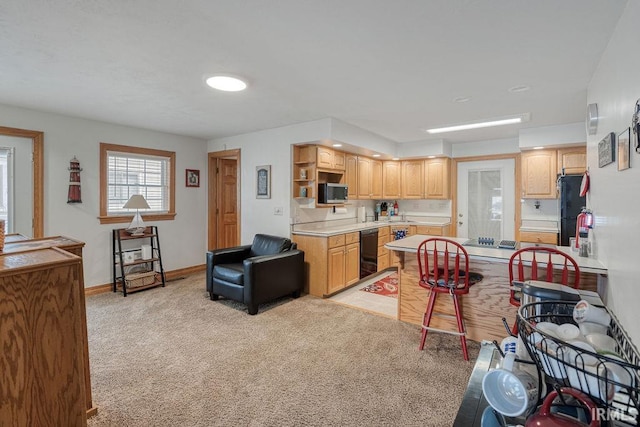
[575,208,593,249]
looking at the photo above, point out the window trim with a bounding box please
[99,143,176,224]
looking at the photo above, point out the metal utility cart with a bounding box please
[112,226,165,296]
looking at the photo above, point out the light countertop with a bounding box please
[384,234,607,275]
[291,219,451,237]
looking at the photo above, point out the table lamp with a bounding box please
[123,194,150,235]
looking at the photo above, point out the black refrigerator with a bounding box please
[559,174,586,246]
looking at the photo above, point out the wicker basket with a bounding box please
[125,271,156,288]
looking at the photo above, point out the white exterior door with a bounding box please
[457,159,515,241]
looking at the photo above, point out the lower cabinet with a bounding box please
[295,231,360,297]
[519,231,558,245]
[377,226,390,271]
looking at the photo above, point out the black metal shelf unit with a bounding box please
[112,226,165,297]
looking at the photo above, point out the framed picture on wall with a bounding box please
[256,165,271,199]
[598,132,616,168]
[186,169,200,187]
[618,127,630,171]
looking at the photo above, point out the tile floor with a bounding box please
[328,270,398,318]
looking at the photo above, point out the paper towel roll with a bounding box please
[358,206,366,223]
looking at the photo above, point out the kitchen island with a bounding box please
[385,235,607,343]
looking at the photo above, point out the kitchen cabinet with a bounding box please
[401,160,424,199]
[377,226,390,271]
[357,156,372,198]
[345,153,358,199]
[521,149,557,199]
[294,232,360,297]
[317,146,345,171]
[424,157,451,199]
[382,161,402,198]
[413,225,450,236]
[371,159,383,199]
[557,147,586,175]
[292,145,317,200]
[519,231,557,245]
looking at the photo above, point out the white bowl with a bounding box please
[563,340,599,366]
[557,323,581,341]
[536,322,559,338]
[566,363,616,403]
[586,333,617,353]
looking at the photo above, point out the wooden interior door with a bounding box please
[208,150,240,250]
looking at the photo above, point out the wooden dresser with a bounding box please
[0,236,94,425]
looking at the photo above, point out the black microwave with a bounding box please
[318,183,348,204]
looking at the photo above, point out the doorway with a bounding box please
[0,126,43,237]
[456,158,516,241]
[207,149,241,250]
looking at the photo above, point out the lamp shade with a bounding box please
[123,194,150,210]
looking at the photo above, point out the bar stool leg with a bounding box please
[419,290,437,350]
[452,294,469,361]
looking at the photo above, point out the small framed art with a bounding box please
[186,169,200,187]
[618,127,630,171]
[597,132,616,168]
[256,165,271,199]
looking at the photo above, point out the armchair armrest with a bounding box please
[206,245,252,293]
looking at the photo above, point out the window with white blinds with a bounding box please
[107,152,169,214]
[99,143,176,224]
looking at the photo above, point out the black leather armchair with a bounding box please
[206,234,305,315]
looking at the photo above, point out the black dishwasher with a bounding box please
[360,228,378,279]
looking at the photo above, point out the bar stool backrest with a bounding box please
[417,238,470,294]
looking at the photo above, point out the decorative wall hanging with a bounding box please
[256,165,271,199]
[186,169,200,187]
[618,127,630,171]
[597,132,615,168]
[67,156,82,203]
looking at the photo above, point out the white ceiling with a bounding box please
[0,0,628,145]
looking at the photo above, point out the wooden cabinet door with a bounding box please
[382,161,402,198]
[557,147,586,175]
[333,151,346,171]
[345,154,358,199]
[371,160,383,199]
[317,146,334,169]
[402,160,424,199]
[424,158,450,199]
[357,157,372,199]
[521,150,557,199]
[327,246,346,294]
[344,243,360,286]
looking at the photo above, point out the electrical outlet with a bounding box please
[274,207,283,215]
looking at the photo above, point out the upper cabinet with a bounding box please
[371,159,382,199]
[424,158,451,199]
[317,146,345,171]
[401,160,424,199]
[344,154,358,199]
[557,147,586,175]
[357,156,372,198]
[521,149,557,199]
[382,161,402,198]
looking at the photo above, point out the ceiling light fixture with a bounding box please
[533,146,545,150]
[205,75,247,92]
[392,157,400,161]
[332,143,342,147]
[372,154,381,158]
[426,115,527,134]
[509,85,530,93]
[427,155,436,159]
[454,96,471,103]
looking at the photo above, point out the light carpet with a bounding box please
[86,271,479,426]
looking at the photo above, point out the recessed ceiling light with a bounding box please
[372,154,381,158]
[427,155,436,159]
[392,157,400,161]
[533,146,545,150]
[205,75,247,92]
[332,143,342,147]
[426,115,526,134]
[454,96,471,103]
[509,85,530,93]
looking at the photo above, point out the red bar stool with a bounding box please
[508,246,581,334]
[417,238,470,361]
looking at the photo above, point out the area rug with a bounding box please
[360,273,398,298]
